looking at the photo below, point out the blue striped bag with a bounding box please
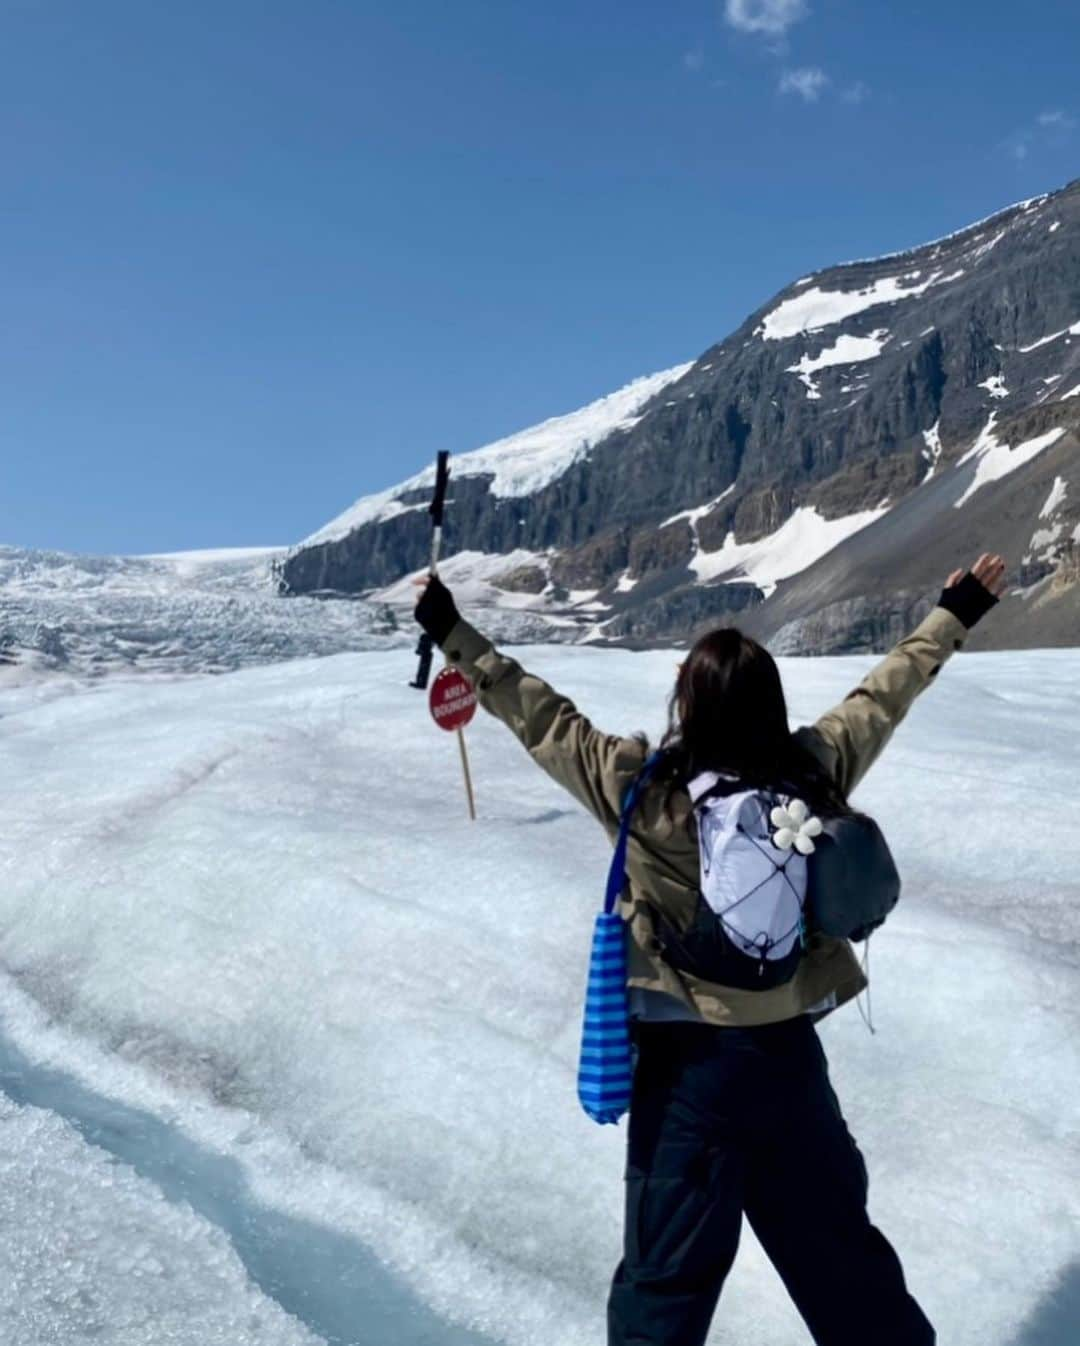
[577,752,664,1125]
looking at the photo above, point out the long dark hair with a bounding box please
[657,625,854,817]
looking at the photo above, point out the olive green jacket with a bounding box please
[439,603,970,1026]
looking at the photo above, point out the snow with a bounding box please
[1017,319,1080,353]
[837,187,1059,271]
[956,412,1001,467]
[1027,522,1064,562]
[661,483,736,529]
[1027,471,1068,559]
[967,228,1007,261]
[920,421,943,482]
[0,1094,318,1346]
[1040,476,1069,518]
[977,374,1009,399]
[614,572,638,594]
[1049,221,1062,233]
[1062,384,1080,401]
[759,271,964,341]
[691,503,889,598]
[301,364,694,547]
[0,640,1079,1345]
[955,425,1067,509]
[785,330,890,398]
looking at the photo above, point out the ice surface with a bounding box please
[301,364,694,547]
[758,270,964,340]
[2,638,1077,1344]
[0,1094,319,1346]
[141,547,287,569]
[0,544,404,678]
[0,544,576,680]
[691,502,889,596]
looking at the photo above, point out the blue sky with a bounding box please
[2,0,1078,554]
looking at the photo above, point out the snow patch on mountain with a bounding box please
[977,374,1009,400]
[966,228,1008,263]
[1028,475,1074,564]
[834,190,1053,269]
[1040,476,1069,518]
[956,413,1001,468]
[661,484,736,530]
[955,425,1067,509]
[690,502,889,598]
[302,364,694,547]
[920,421,943,482]
[1017,319,1080,353]
[759,270,964,341]
[785,330,890,399]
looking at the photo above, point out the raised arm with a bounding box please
[796,554,1007,799]
[414,576,646,830]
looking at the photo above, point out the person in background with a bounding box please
[415,553,1007,1346]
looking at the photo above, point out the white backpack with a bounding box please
[652,771,823,990]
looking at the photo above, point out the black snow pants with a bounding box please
[607,1016,935,1346]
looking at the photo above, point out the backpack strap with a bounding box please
[602,750,666,916]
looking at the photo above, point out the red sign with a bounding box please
[429,667,478,733]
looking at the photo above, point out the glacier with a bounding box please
[0,637,1078,1344]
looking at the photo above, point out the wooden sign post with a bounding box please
[429,666,478,820]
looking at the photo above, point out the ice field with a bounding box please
[0,1089,320,1346]
[0,635,1078,1345]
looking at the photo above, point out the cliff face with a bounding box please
[282,180,1080,652]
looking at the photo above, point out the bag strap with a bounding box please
[602,750,666,915]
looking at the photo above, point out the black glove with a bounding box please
[414,574,460,645]
[936,570,999,629]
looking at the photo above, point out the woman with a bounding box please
[414,552,1007,1346]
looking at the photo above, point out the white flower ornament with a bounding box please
[769,797,824,855]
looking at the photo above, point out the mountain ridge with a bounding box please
[262,179,1080,651]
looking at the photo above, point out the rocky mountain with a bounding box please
[281,179,1080,653]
